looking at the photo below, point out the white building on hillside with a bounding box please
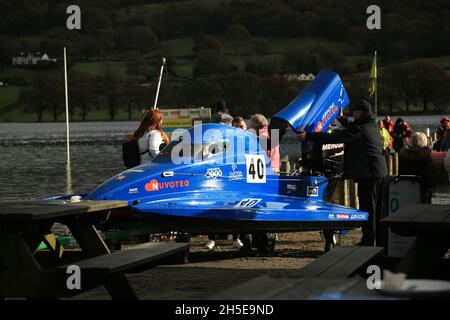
[282,73,315,81]
[12,52,57,66]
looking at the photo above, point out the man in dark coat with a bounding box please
[298,100,387,246]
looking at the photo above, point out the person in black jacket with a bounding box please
[298,100,387,246]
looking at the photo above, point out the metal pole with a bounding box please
[64,47,70,162]
[153,57,166,109]
[374,50,378,116]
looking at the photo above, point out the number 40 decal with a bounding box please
[245,155,266,183]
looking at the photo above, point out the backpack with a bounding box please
[122,139,148,169]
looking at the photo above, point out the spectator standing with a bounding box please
[382,115,395,134]
[232,116,247,130]
[435,117,450,151]
[392,118,412,152]
[229,115,250,250]
[378,120,391,165]
[297,100,387,246]
[441,129,450,152]
[206,108,241,251]
[399,132,434,201]
[251,114,280,173]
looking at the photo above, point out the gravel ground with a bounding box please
[72,229,362,300]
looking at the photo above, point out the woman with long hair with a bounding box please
[133,109,165,164]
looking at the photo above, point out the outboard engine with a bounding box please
[297,121,344,200]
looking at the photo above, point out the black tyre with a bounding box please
[137,234,150,243]
[323,230,340,252]
[254,233,276,253]
[240,234,252,253]
[176,250,190,264]
[175,232,190,243]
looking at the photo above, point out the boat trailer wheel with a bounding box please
[250,233,277,254]
[323,230,341,252]
[176,249,190,264]
[240,234,253,253]
[174,232,190,263]
[175,232,191,243]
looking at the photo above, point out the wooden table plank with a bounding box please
[295,246,358,276]
[324,247,384,278]
[412,206,450,223]
[382,204,450,235]
[0,200,128,222]
[66,200,129,213]
[215,276,378,300]
[382,204,450,224]
[213,275,302,300]
[294,247,383,278]
[271,277,364,300]
[390,204,427,220]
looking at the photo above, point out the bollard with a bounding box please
[338,179,350,207]
[336,180,344,205]
[280,155,290,175]
[349,180,359,209]
[387,154,393,176]
[392,153,399,175]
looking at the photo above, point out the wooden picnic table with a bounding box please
[215,246,386,300]
[0,199,189,299]
[381,204,450,278]
[215,275,388,300]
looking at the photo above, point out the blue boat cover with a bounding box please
[273,70,349,133]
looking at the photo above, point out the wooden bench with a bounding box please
[295,246,384,278]
[214,246,383,299]
[55,242,189,299]
[58,243,189,276]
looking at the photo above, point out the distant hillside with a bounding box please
[0,0,449,122]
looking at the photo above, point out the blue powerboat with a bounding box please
[79,70,367,251]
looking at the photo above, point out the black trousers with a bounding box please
[356,178,383,245]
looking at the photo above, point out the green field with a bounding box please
[0,86,21,107]
[72,60,129,77]
[0,86,22,121]
[0,103,144,122]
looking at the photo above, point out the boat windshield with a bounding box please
[152,141,229,163]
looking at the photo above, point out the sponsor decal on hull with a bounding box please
[128,187,139,194]
[145,179,190,192]
[235,198,262,208]
[205,167,222,179]
[350,213,366,220]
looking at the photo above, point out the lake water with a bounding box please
[0,115,449,202]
